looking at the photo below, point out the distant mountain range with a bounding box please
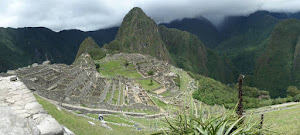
[162,11,300,97]
[0,27,118,72]
[1,8,300,97]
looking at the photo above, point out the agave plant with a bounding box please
[153,92,268,135]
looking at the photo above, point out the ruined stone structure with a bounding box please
[10,53,161,113]
[104,53,180,93]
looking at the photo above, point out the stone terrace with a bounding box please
[11,53,159,113]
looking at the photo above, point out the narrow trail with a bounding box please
[246,102,300,115]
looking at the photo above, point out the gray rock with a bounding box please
[43,61,51,65]
[88,121,95,126]
[37,115,63,135]
[62,125,75,135]
[6,70,16,74]
[25,102,42,110]
[0,109,30,135]
[10,76,17,81]
[32,63,38,67]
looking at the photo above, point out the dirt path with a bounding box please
[246,102,300,115]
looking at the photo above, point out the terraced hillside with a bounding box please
[96,53,197,109]
[6,51,197,115]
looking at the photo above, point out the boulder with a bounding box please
[6,70,16,74]
[42,61,51,65]
[62,125,75,135]
[88,121,95,126]
[32,63,38,67]
[10,76,17,81]
[25,102,42,110]
[37,115,63,135]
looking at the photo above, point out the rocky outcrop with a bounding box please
[0,75,63,135]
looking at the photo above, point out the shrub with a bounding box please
[293,94,300,102]
[272,97,286,105]
[286,96,293,102]
[147,70,154,76]
[287,86,300,97]
[95,63,100,69]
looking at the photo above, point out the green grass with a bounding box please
[101,60,122,69]
[123,108,158,115]
[112,89,119,104]
[105,91,112,102]
[250,104,300,134]
[34,94,142,135]
[151,96,168,110]
[136,79,161,91]
[87,114,134,125]
[125,116,168,128]
[170,66,191,92]
[98,60,142,78]
[120,84,124,105]
[160,91,172,97]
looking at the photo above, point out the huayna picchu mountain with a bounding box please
[105,7,237,83]
[105,7,170,61]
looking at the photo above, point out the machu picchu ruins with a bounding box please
[3,52,196,116]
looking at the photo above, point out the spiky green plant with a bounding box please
[153,93,268,135]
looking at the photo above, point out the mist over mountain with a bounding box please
[161,11,300,97]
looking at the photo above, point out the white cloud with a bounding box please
[0,0,299,31]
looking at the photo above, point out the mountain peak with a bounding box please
[111,7,170,61]
[76,37,106,60]
[130,7,145,14]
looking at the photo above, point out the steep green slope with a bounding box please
[76,37,107,60]
[0,27,117,72]
[158,26,208,75]
[206,49,238,83]
[216,11,280,74]
[161,17,220,48]
[159,26,237,83]
[161,11,280,76]
[105,7,170,61]
[189,72,270,109]
[253,19,300,97]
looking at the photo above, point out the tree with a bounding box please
[124,61,129,67]
[147,70,154,76]
[287,86,300,97]
[95,63,100,69]
[150,79,153,85]
[293,94,300,102]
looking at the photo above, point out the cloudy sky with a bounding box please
[1,0,300,31]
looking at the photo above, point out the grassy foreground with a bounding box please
[250,103,300,134]
[34,94,146,135]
